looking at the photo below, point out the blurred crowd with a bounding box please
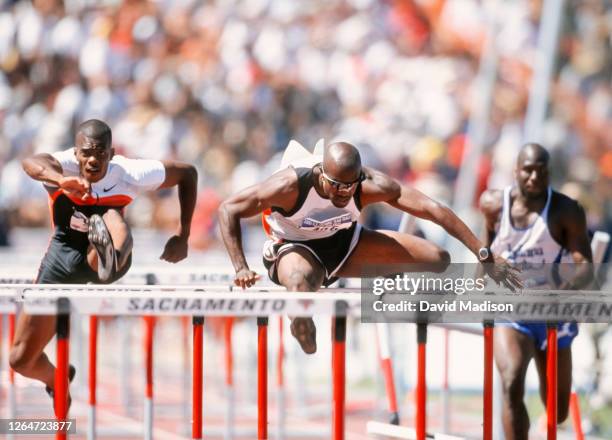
[0,0,610,248]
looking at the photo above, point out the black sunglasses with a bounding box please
[321,168,365,191]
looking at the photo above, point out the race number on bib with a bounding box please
[69,211,89,232]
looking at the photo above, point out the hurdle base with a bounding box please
[144,397,153,440]
[389,411,400,426]
[225,384,235,439]
[367,421,466,440]
[87,404,96,439]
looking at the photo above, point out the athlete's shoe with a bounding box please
[88,214,116,283]
[290,317,317,354]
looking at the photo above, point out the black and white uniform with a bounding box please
[262,165,362,286]
[36,148,166,284]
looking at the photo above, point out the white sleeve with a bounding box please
[117,157,166,192]
[52,148,79,174]
[44,148,79,187]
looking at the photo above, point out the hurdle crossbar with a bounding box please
[8,287,358,440]
[6,286,360,317]
[0,292,17,313]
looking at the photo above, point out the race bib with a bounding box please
[70,211,89,233]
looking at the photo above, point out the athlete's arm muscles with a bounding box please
[360,168,483,256]
[559,199,594,289]
[361,170,520,289]
[158,161,198,240]
[475,190,503,279]
[22,153,91,200]
[218,168,298,273]
[22,154,64,187]
[479,189,503,247]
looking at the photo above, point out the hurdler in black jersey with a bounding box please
[220,140,521,355]
[262,165,363,286]
[11,119,198,412]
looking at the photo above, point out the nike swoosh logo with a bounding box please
[103,183,118,192]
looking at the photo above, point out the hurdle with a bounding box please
[368,231,611,440]
[3,282,610,439]
[3,284,360,439]
[376,322,400,425]
[375,213,419,427]
[547,323,558,440]
[368,318,604,440]
[0,292,17,433]
[224,317,236,440]
[192,315,204,439]
[365,321,494,440]
[0,276,348,439]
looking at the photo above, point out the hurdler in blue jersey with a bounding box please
[480,143,593,440]
[219,141,522,354]
[10,119,198,412]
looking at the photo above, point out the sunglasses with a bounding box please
[321,168,365,191]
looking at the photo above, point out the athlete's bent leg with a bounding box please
[9,314,57,389]
[103,209,133,270]
[495,326,535,440]
[276,247,325,354]
[87,209,133,274]
[337,229,451,277]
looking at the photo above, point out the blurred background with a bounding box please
[0,0,610,438]
[0,0,609,247]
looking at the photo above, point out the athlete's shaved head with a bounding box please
[516,142,549,168]
[323,142,362,176]
[77,119,112,148]
[319,142,363,208]
[515,142,550,199]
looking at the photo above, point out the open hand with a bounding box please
[160,235,189,263]
[483,255,523,292]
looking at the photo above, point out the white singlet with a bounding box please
[490,186,564,288]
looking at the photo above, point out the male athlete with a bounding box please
[480,143,593,439]
[9,119,197,409]
[219,141,521,354]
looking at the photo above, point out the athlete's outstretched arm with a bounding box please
[361,168,486,255]
[360,168,522,290]
[158,161,198,263]
[22,153,92,200]
[218,168,297,289]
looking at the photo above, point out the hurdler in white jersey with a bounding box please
[491,186,563,288]
[13,119,197,412]
[480,143,593,440]
[37,147,167,284]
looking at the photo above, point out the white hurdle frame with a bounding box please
[2,263,610,439]
[1,284,360,440]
